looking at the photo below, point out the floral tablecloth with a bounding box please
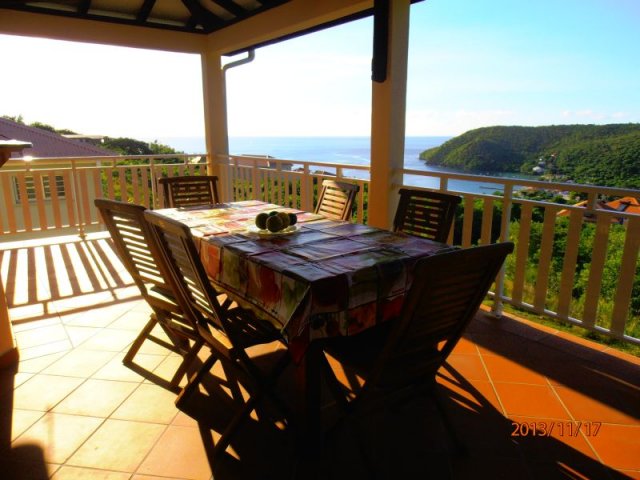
[157,200,452,362]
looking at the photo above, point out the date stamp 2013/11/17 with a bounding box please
[511,421,602,437]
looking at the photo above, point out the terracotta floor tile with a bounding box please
[52,379,138,417]
[91,354,165,382]
[17,351,68,374]
[13,372,34,388]
[553,384,640,426]
[585,424,640,471]
[482,354,549,385]
[111,383,178,424]
[66,419,166,472]
[12,412,103,464]
[59,307,121,328]
[14,324,69,350]
[18,339,73,362]
[145,355,189,388]
[137,425,212,480]
[436,375,505,417]
[77,328,136,352]
[64,326,102,347]
[42,349,117,378]
[445,353,489,382]
[13,374,84,411]
[493,383,572,420]
[51,465,131,479]
[171,411,199,427]
[452,335,478,354]
[108,311,151,331]
[9,409,45,441]
[131,475,187,480]
[11,317,62,334]
[508,415,599,463]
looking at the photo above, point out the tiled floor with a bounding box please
[1,234,639,479]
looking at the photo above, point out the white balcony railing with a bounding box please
[1,153,638,347]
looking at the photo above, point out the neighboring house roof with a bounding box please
[557,196,640,222]
[0,117,116,158]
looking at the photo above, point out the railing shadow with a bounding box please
[469,311,639,423]
[0,235,139,325]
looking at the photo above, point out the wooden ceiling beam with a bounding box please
[181,0,223,31]
[78,0,91,15]
[137,0,156,22]
[211,0,247,18]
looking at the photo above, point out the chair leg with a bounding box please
[169,338,204,390]
[175,351,219,409]
[123,314,158,365]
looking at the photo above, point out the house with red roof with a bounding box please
[557,197,640,224]
[0,117,117,237]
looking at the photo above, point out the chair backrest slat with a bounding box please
[144,211,225,331]
[95,199,171,295]
[159,175,220,208]
[369,242,513,390]
[315,180,360,221]
[393,189,461,243]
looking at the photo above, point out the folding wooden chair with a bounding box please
[159,175,220,208]
[95,199,203,389]
[315,179,360,221]
[318,242,514,450]
[143,210,292,459]
[393,188,461,243]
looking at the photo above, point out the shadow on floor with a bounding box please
[0,365,48,480]
[167,351,632,480]
[469,311,639,423]
[0,237,139,325]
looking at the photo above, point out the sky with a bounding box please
[0,0,639,140]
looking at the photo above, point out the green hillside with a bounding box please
[419,124,640,188]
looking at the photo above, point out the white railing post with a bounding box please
[491,184,514,317]
[70,159,86,239]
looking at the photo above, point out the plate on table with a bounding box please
[247,225,298,237]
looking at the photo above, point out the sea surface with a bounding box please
[157,136,533,194]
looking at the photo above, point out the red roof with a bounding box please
[557,196,640,220]
[0,117,116,158]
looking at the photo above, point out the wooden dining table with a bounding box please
[155,199,453,458]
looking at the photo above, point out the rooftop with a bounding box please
[1,233,638,479]
[0,117,115,159]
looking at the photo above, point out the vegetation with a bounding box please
[455,197,640,352]
[420,124,640,188]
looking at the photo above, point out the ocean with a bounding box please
[157,136,531,194]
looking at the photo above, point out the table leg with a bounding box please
[293,342,323,474]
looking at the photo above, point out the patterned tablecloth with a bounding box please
[156,200,452,362]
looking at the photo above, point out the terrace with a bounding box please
[1,1,639,478]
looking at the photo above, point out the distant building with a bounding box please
[0,117,116,236]
[557,197,640,224]
[0,117,114,158]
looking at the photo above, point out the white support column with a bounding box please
[368,0,410,229]
[201,51,229,181]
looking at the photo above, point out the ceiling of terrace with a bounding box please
[0,0,291,34]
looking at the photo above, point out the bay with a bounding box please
[157,136,533,194]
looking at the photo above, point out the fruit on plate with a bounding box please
[255,212,269,230]
[266,215,283,232]
[255,211,298,233]
[277,211,290,228]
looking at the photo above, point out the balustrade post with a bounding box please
[71,159,86,239]
[491,184,514,317]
